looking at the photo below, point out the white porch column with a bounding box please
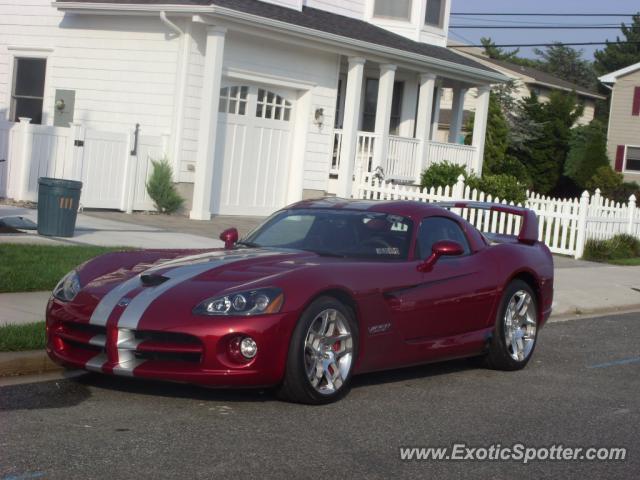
[190,25,226,220]
[471,85,491,175]
[430,86,442,140]
[372,64,397,170]
[415,73,436,174]
[448,86,468,144]
[336,56,365,198]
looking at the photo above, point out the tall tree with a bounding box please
[480,37,538,68]
[533,43,597,90]
[518,91,584,194]
[564,120,610,189]
[594,13,640,76]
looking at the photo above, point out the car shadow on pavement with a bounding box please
[351,357,479,390]
[0,374,92,412]
[72,372,275,403]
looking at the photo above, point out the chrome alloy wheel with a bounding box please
[504,290,537,362]
[303,308,354,395]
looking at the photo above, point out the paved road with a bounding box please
[1,313,639,479]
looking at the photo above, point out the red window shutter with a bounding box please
[633,87,640,116]
[615,145,625,172]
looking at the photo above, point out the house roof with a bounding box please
[471,56,605,100]
[54,0,505,81]
[599,62,640,84]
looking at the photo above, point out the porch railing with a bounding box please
[424,140,477,173]
[385,135,421,182]
[331,130,479,184]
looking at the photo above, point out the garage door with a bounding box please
[214,82,295,216]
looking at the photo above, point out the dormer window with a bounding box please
[425,0,444,28]
[373,0,412,21]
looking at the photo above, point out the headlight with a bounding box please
[194,288,284,316]
[53,270,81,302]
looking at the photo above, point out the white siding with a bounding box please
[303,0,365,19]
[260,0,303,10]
[181,28,339,192]
[0,0,180,137]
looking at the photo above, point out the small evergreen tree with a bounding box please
[146,158,184,214]
[594,13,640,76]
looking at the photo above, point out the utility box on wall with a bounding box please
[53,89,75,127]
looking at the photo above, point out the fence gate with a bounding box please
[78,129,129,210]
[0,123,9,198]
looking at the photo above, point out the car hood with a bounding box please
[79,248,320,303]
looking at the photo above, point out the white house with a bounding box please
[0,0,505,218]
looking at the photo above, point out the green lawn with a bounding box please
[0,322,46,352]
[608,257,640,266]
[0,244,126,293]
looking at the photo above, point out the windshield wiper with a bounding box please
[299,248,347,258]
[236,240,260,248]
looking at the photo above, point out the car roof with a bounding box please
[287,197,449,218]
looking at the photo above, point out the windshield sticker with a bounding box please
[376,247,400,255]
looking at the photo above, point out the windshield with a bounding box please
[242,209,413,260]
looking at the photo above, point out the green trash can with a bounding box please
[37,177,83,237]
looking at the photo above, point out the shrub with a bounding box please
[564,120,609,188]
[466,173,528,204]
[420,162,467,190]
[586,166,640,203]
[146,158,184,214]
[583,234,640,262]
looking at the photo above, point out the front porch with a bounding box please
[327,57,491,196]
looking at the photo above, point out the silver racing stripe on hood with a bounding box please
[89,249,285,328]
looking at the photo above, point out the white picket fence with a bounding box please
[0,118,167,212]
[355,174,639,259]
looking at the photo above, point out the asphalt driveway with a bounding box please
[1,312,638,479]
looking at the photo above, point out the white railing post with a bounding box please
[574,190,590,259]
[17,117,33,201]
[628,194,637,235]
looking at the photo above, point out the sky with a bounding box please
[450,0,639,60]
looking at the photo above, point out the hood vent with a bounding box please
[140,274,170,287]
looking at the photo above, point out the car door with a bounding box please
[391,216,498,342]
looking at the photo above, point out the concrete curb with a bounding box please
[0,350,62,377]
[549,305,640,323]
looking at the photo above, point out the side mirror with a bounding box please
[219,228,239,250]
[418,240,464,272]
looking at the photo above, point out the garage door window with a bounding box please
[219,86,249,115]
[256,89,292,121]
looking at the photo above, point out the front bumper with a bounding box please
[46,298,296,387]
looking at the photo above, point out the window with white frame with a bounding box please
[10,57,46,124]
[219,86,249,115]
[373,0,412,21]
[425,0,445,28]
[626,146,640,172]
[361,78,404,135]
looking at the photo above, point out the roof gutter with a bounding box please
[529,80,607,100]
[52,1,508,83]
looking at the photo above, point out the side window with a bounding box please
[256,89,292,121]
[417,217,471,259]
[11,57,46,124]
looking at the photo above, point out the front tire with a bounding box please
[484,280,538,371]
[277,297,358,404]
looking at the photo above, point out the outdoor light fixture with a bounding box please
[314,108,325,128]
[55,98,66,112]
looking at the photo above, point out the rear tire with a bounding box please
[277,296,358,404]
[484,280,538,371]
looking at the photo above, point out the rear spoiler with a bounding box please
[437,201,539,245]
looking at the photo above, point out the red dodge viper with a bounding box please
[46,198,553,404]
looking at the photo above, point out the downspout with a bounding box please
[159,11,189,181]
[160,11,184,35]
